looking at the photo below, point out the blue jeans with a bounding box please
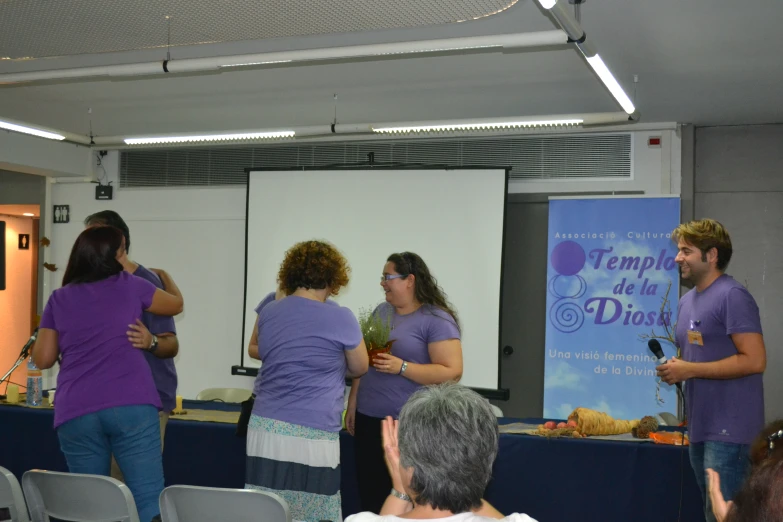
[57,405,164,522]
[689,441,750,522]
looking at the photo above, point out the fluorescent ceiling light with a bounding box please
[124,131,295,145]
[217,44,515,67]
[220,60,293,67]
[0,119,65,140]
[374,44,502,56]
[585,55,636,115]
[537,0,558,9]
[23,213,35,216]
[373,119,583,134]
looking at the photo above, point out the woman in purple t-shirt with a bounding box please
[346,251,464,513]
[32,226,183,522]
[245,240,369,522]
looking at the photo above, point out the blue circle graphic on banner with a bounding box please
[548,274,587,300]
[550,241,586,276]
[550,299,585,333]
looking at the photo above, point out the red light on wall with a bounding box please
[648,137,661,147]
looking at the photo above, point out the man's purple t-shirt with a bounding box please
[251,295,362,432]
[357,302,461,419]
[675,274,764,445]
[134,264,178,412]
[40,271,162,428]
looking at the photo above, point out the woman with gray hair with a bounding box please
[346,382,537,522]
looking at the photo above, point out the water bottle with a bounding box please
[26,358,43,407]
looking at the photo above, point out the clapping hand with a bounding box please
[707,468,733,522]
[382,416,405,491]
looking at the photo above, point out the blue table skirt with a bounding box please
[0,401,704,522]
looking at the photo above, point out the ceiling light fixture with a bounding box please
[93,113,629,147]
[0,31,568,85]
[123,130,295,145]
[373,119,583,134]
[23,213,35,216]
[0,119,66,140]
[0,111,630,148]
[219,60,293,68]
[535,0,637,117]
[585,55,635,115]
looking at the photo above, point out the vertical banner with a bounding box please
[544,196,681,421]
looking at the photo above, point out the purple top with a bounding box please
[357,302,461,419]
[675,274,764,444]
[40,271,162,428]
[248,290,276,378]
[134,265,178,412]
[254,291,277,317]
[251,295,362,432]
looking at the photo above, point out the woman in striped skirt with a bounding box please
[247,240,369,522]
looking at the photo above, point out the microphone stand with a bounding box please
[0,353,29,389]
[0,330,37,390]
[677,386,686,420]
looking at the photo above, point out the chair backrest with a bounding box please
[0,466,30,522]
[160,485,290,522]
[195,388,252,403]
[22,470,139,522]
[657,412,679,426]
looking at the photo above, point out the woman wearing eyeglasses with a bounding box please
[345,252,463,513]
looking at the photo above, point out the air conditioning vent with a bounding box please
[120,133,632,187]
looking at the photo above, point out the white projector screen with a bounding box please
[239,167,508,393]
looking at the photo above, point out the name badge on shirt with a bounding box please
[687,330,704,346]
[688,319,704,346]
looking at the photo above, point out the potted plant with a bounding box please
[358,306,394,365]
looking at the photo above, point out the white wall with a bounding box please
[42,128,682,398]
[46,152,254,396]
[694,125,783,424]
[0,132,92,178]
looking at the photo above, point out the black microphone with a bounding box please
[20,328,39,359]
[648,339,683,395]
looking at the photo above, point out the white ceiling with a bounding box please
[0,204,40,217]
[0,0,781,139]
[0,0,518,58]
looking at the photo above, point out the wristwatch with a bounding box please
[148,334,159,353]
[399,361,408,375]
[390,488,411,502]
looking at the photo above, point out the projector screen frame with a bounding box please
[232,164,510,402]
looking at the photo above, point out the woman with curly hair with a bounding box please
[245,240,369,522]
[346,252,463,513]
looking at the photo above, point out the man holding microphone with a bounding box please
[657,218,766,522]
